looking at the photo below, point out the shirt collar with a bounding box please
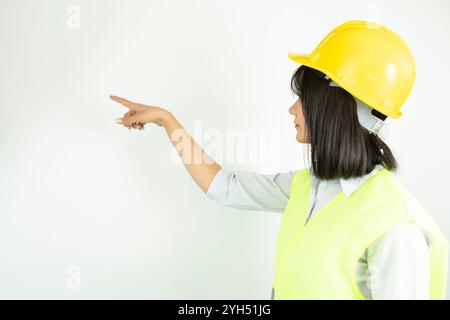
[339,164,384,197]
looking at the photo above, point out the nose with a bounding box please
[289,102,296,115]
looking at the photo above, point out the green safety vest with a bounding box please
[272,167,449,299]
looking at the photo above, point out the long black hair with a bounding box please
[290,65,398,180]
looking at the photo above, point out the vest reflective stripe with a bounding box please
[272,167,449,299]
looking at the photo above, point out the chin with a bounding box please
[296,134,308,143]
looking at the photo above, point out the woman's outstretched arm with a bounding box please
[110,95,221,193]
[161,112,221,193]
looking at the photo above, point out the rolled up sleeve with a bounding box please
[206,168,297,213]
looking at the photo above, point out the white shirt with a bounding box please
[206,165,431,299]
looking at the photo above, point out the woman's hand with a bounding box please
[109,94,221,193]
[109,95,171,130]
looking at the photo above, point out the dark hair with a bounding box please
[290,65,398,180]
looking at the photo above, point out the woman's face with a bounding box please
[289,97,309,143]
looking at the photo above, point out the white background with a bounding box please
[1,0,449,299]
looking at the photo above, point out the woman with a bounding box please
[110,20,448,299]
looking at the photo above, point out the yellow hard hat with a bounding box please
[288,20,415,118]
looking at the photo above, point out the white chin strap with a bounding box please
[329,80,385,135]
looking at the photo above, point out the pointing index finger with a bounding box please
[109,95,134,108]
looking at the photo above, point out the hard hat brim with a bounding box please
[287,52,311,66]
